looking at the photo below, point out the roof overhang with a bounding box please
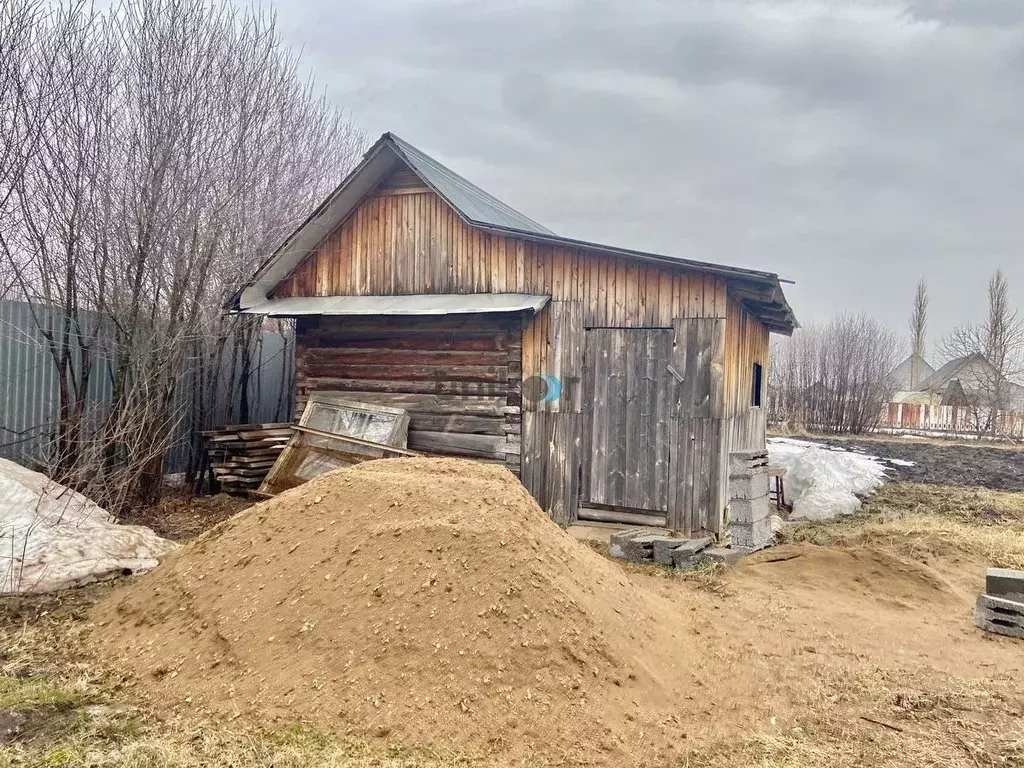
[236,293,551,317]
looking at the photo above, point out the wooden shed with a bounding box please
[231,133,797,537]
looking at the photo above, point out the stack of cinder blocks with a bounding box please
[975,568,1024,640]
[728,450,773,551]
[608,529,746,569]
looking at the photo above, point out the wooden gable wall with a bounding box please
[271,165,729,327]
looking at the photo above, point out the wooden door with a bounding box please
[581,328,675,513]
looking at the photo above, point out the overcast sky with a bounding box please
[278,0,1023,357]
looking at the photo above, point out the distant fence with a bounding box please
[0,300,295,475]
[877,401,1024,439]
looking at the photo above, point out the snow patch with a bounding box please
[767,438,892,520]
[0,458,177,595]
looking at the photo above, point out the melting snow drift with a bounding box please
[0,458,177,595]
[767,438,908,520]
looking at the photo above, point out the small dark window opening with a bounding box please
[752,363,763,407]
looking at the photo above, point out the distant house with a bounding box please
[920,353,1024,411]
[890,353,934,391]
[889,352,1024,412]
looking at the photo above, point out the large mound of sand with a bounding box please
[93,459,697,765]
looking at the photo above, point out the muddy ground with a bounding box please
[813,436,1024,492]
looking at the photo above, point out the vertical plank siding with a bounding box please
[722,297,770,448]
[718,296,770,528]
[272,186,729,330]
[273,166,771,534]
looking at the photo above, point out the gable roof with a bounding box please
[920,353,990,391]
[388,134,554,236]
[890,353,935,390]
[232,132,798,333]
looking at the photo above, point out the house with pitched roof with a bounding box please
[231,133,797,539]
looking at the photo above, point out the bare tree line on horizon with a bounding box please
[768,269,1024,436]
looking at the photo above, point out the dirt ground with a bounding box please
[2,460,1024,765]
[812,435,1024,491]
[118,491,253,541]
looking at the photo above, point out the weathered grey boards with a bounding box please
[294,313,523,476]
[576,320,726,533]
[582,329,674,513]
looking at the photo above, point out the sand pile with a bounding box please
[93,459,698,765]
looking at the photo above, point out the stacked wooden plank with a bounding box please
[201,423,295,494]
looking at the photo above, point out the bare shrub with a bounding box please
[769,314,898,434]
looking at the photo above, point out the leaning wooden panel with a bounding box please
[259,426,418,496]
[298,393,410,448]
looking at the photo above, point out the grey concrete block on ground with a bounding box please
[730,516,774,551]
[986,568,1024,602]
[609,532,665,563]
[728,474,770,501]
[729,497,772,525]
[974,593,1024,640]
[608,527,665,555]
[652,537,686,566]
[648,536,711,566]
[670,537,715,567]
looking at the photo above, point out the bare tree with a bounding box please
[0,0,364,510]
[908,278,928,389]
[0,0,46,298]
[768,314,898,434]
[940,270,1024,433]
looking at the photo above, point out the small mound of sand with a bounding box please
[93,459,695,765]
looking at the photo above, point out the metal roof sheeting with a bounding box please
[241,294,551,317]
[387,134,554,236]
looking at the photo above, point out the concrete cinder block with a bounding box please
[669,537,715,567]
[974,593,1024,640]
[728,450,769,475]
[728,474,770,501]
[609,532,665,563]
[986,568,1024,602]
[729,497,772,525]
[730,516,774,551]
[609,528,662,554]
[652,537,686,566]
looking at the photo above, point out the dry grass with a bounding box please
[0,607,475,768]
[789,482,1024,569]
[690,664,1024,768]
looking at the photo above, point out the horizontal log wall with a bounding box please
[295,314,522,473]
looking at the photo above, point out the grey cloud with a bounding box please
[281,0,1024,350]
